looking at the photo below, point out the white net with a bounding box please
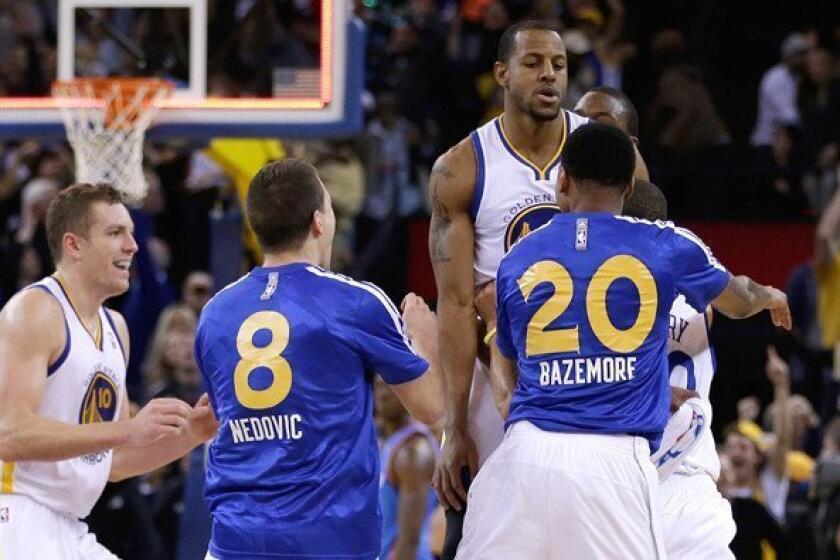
[52,79,171,202]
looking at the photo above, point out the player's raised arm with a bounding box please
[711,276,791,329]
[428,140,479,510]
[666,225,791,330]
[0,290,187,462]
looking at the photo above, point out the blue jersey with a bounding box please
[495,214,730,449]
[379,423,439,560]
[195,263,429,560]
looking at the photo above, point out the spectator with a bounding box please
[142,303,200,405]
[311,140,366,272]
[814,417,840,560]
[751,33,810,148]
[647,28,731,153]
[721,348,793,526]
[181,270,213,316]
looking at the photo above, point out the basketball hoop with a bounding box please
[52,78,173,202]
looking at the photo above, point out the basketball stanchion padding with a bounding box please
[52,78,173,202]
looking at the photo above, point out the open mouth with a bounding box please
[113,260,131,272]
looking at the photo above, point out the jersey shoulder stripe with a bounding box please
[305,267,416,354]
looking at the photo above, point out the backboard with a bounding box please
[0,0,363,139]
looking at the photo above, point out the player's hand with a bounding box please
[401,293,437,355]
[433,428,478,511]
[764,287,791,330]
[188,393,219,443]
[127,398,192,447]
[473,281,497,327]
[669,386,700,412]
[765,346,790,389]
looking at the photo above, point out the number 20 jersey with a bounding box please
[195,263,428,560]
[495,214,731,449]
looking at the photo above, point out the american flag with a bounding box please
[272,68,322,98]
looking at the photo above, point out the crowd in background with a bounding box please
[0,0,839,558]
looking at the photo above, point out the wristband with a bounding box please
[483,327,497,346]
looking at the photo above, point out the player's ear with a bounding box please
[62,232,84,260]
[630,135,640,147]
[557,169,571,197]
[311,209,324,237]
[625,177,636,200]
[494,60,508,88]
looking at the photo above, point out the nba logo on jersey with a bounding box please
[260,272,279,300]
[0,507,9,523]
[575,218,588,251]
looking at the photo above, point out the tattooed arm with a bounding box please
[428,139,479,511]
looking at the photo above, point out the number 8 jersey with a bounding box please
[195,263,428,560]
[495,214,730,450]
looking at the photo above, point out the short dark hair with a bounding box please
[497,20,563,63]
[562,123,635,190]
[246,159,325,252]
[623,180,668,221]
[46,183,124,264]
[588,86,640,138]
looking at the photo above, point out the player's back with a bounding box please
[196,263,427,560]
[496,214,730,449]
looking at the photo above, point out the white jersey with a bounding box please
[667,294,719,479]
[0,276,126,519]
[470,111,590,284]
[467,111,589,465]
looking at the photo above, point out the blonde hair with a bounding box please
[142,304,197,389]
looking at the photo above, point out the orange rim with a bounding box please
[52,78,173,128]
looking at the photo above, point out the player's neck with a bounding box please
[52,267,103,322]
[567,195,624,215]
[501,110,564,155]
[261,243,321,269]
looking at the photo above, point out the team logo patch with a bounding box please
[79,371,119,465]
[79,372,118,425]
[504,203,561,251]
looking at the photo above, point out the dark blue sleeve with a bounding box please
[352,285,429,385]
[669,226,731,311]
[495,265,517,360]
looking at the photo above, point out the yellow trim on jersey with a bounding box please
[1,461,14,493]
[52,274,103,350]
[498,110,567,180]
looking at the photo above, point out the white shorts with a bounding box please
[467,360,505,468]
[457,422,666,560]
[660,472,736,560]
[0,494,119,560]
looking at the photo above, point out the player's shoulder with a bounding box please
[201,272,252,317]
[431,136,477,208]
[302,266,397,315]
[0,282,65,347]
[566,110,591,131]
[1,282,63,326]
[613,214,676,232]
